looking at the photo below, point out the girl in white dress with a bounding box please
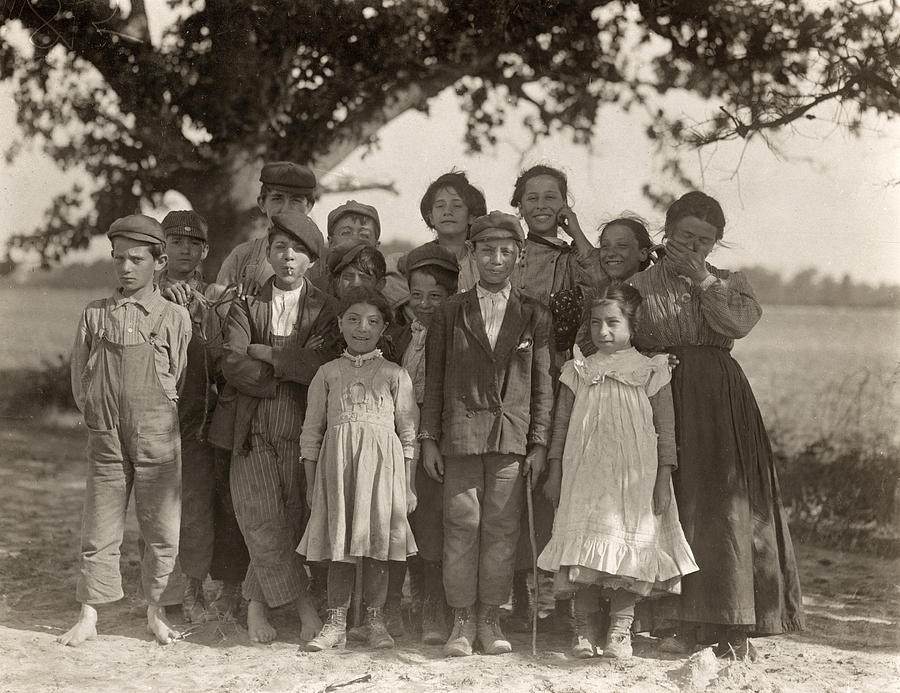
[538,284,698,659]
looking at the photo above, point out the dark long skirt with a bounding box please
[657,345,803,636]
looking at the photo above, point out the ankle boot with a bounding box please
[365,607,395,649]
[182,576,206,623]
[571,606,596,659]
[443,606,476,657]
[307,607,348,651]
[421,597,449,645]
[603,591,635,659]
[477,604,512,655]
[716,627,758,661]
[383,596,404,638]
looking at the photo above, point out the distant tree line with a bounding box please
[739,266,900,309]
[12,256,899,309]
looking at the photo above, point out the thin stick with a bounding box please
[525,471,538,656]
[353,557,364,627]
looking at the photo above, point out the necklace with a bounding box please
[342,348,382,367]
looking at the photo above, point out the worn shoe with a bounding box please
[182,576,206,623]
[421,598,449,645]
[604,632,633,659]
[571,607,596,659]
[383,598,405,638]
[365,607,395,649]
[716,633,758,662]
[477,604,512,655]
[307,607,347,651]
[443,606,477,657]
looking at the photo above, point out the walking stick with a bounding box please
[525,470,538,656]
[353,557,364,627]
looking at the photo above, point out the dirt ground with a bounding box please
[1,418,898,693]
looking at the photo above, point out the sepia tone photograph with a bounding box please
[0,1,898,691]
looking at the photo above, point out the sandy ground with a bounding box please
[1,418,898,692]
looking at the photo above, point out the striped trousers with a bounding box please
[231,434,308,607]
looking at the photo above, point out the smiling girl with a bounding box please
[299,288,419,652]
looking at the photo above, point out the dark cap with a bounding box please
[326,240,372,275]
[107,214,166,245]
[468,211,525,244]
[162,210,208,241]
[268,211,325,260]
[259,161,317,196]
[401,242,460,277]
[326,200,381,239]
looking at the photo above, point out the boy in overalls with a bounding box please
[61,214,191,646]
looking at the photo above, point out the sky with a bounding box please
[1,2,899,285]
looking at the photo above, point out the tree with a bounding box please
[2,0,898,272]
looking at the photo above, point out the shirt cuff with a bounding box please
[698,274,718,291]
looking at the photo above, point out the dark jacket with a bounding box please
[207,277,340,453]
[420,287,553,457]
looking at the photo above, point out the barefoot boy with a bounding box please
[221,210,339,643]
[420,212,553,657]
[62,214,191,646]
[158,210,250,621]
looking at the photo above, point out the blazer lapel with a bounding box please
[294,279,326,347]
[492,290,525,360]
[251,278,274,344]
[461,289,493,356]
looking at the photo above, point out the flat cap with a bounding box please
[268,211,325,260]
[162,210,208,241]
[326,200,381,239]
[326,240,373,275]
[107,214,166,245]
[259,161,317,195]
[401,242,460,277]
[468,211,524,244]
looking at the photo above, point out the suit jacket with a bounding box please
[207,276,340,453]
[420,287,553,457]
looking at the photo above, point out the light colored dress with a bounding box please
[537,346,698,597]
[297,350,418,563]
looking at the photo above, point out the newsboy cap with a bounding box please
[259,161,317,195]
[268,211,325,260]
[326,200,381,239]
[401,242,460,277]
[326,240,372,275]
[161,210,208,242]
[467,211,525,244]
[107,214,166,245]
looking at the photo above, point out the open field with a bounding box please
[1,286,899,691]
[1,419,898,693]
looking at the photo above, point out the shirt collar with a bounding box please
[476,281,511,301]
[272,278,306,298]
[111,286,164,313]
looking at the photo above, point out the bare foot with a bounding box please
[295,593,323,641]
[247,600,277,643]
[58,604,98,646]
[146,604,182,645]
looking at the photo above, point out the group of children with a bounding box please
[61,161,802,661]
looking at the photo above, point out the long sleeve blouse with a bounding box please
[628,260,762,350]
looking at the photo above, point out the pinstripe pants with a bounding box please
[231,434,308,607]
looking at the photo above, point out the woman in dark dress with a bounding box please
[629,192,803,659]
